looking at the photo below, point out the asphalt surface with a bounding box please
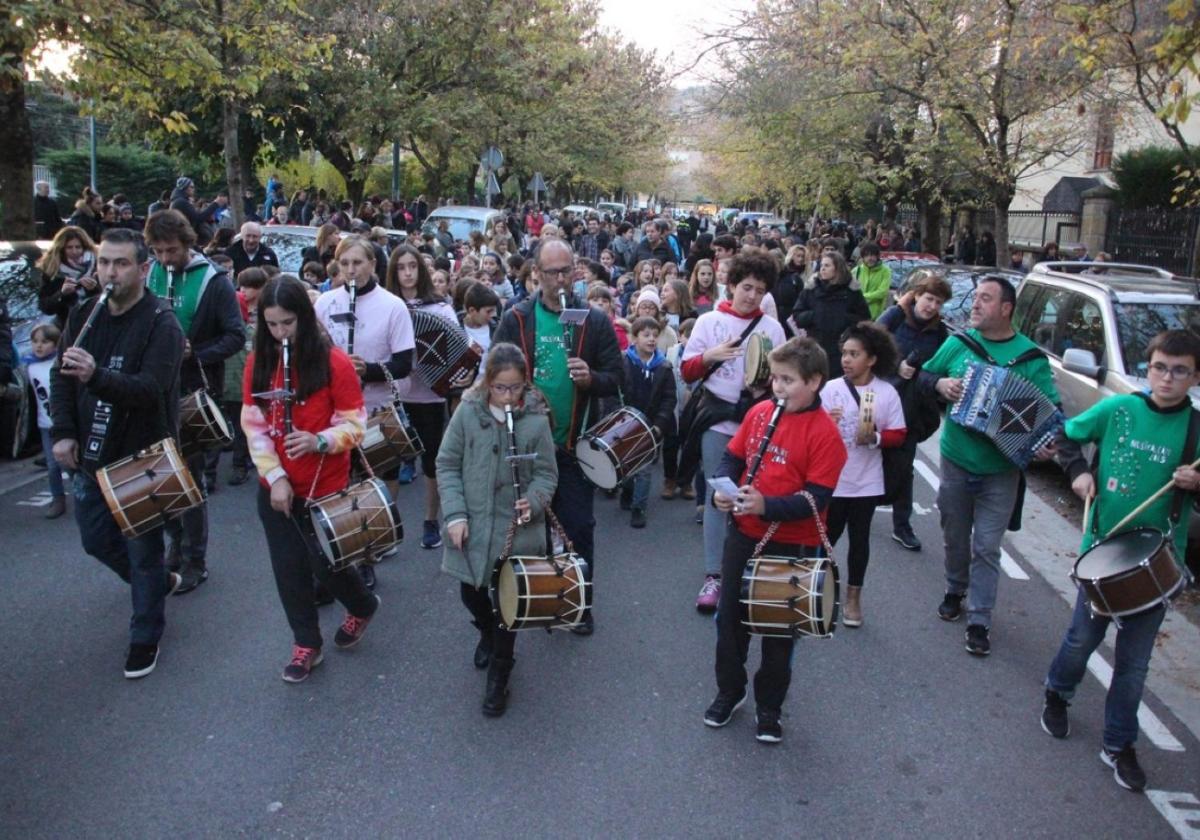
[1,451,1197,838]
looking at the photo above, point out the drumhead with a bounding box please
[311,506,340,564]
[1075,528,1165,579]
[576,438,620,490]
[364,478,401,548]
[497,560,520,627]
[203,392,231,438]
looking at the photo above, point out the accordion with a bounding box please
[409,308,481,397]
[949,362,1063,470]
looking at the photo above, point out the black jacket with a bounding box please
[34,195,63,239]
[791,276,871,376]
[226,241,280,278]
[67,208,102,243]
[493,291,624,450]
[622,351,676,435]
[182,271,244,397]
[633,239,676,266]
[50,291,184,473]
[169,187,221,244]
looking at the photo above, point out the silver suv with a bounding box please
[1012,261,1200,418]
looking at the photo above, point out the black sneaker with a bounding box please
[334,595,381,649]
[755,707,783,744]
[892,528,922,551]
[1100,744,1147,792]
[1041,689,1071,738]
[173,565,208,595]
[570,611,594,636]
[124,643,159,679]
[630,508,647,529]
[421,520,442,550]
[965,624,991,656]
[703,690,747,727]
[938,592,964,622]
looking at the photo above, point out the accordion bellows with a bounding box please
[950,362,1063,470]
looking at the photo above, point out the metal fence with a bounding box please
[1006,211,1080,250]
[1104,208,1200,277]
[32,165,58,197]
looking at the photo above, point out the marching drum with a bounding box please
[97,437,205,538]
[354,404,424,479]
[1072,528,1186,618]
[743,333,773,389]
[178,389,233,459]
[310,478,403,573]
[576,406,660,490]
[741,555,839,638]
[491,553,591,631]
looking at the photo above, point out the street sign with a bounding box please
[481,146,503,171]
[528,172,547,193]
[486,172,501,199]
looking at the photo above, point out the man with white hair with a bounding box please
[226,221,279,277]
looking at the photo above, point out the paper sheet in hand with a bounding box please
[709,476,741,499]
[329,311,358,324]
[251,389,293,401]
[558,308,589,325]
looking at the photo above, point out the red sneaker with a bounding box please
[282,645,323,683]
[696,576,721,613]
[334,595,381,649]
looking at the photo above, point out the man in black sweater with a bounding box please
[51,228,185,679]
[226,221,279,277]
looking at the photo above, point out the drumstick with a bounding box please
[1082,493,1092,532]
[62,283,114,369]
[1104,456,1200,538]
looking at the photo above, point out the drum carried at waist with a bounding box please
[743,333,773,389]
[1072,528,1186,618]
[740,553,839,638]
[178,389,233,459]
[354,404,424,479]
[97,437,206,538]
[576,406,660,491]
[309,477,403,573]
[490,552,591,631]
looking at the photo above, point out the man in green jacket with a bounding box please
[852,242,893,319]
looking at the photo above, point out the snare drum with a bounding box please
[355,405,424,479]
[310,478,403,573]
[743,333,773,389]
[178,389,233,459]
[1072,528,1186,618]
[97,437,205,538]
[576,406,660,490]
[490,553,591,631]
[741,554,839,638]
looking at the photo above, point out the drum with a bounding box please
[354,404,424,479]
[1072,528,1186,618]
[310,478,403,573]
[491,553,591,631]
[97,437,205,538]
[743,333,773,389]
[576,406,659,490]
[178,389,233,459]
[741,555,839,638]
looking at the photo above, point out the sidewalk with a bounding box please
[916,433,1200,746]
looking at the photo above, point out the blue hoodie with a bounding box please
[622,345,676,432]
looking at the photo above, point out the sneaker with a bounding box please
[892,528,921,551]
[1041,689,1071,739]
[376,544,400,562]
[965,624,991,656]
[937,592,964,622]
[124,643,159,679]
[334,595,381,649]
[755,707,784,743]
[173,565,208,595]
[570,611,594,636]
[166,571,184,597]
[359,564,376,590]
[1100,743,1147,792]
[421,520,442,550]
[397,461,416,485]
[630,508,647,529]
[696,575,721,613]
[44,496,66,519]
[619,486,633,511]
[694,505,704,525]
[282,645,323,683]
[703,690,747,727]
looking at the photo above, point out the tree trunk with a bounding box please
[920,195,944,258]
[992,186,1014,268]
[0,47,35,239]
[465,164,478,205]
[346,176,365,207]
[222,99,245,228]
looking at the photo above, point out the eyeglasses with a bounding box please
[539,266,572,278]
[1147,362,1195,380]
[490,383,526,395]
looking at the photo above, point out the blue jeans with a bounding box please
[164,451,208,566]
[1045,589,1166,750]
[937,458,1020,628]
[73,472,169,645]
[39,428,64,498]
[701,429,734,576]
[554,450,596,582]
[627,470,651,511]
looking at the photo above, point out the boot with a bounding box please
[660,478,677,500]
[471,620,493,670]
[843,585,863,628]
[44,497,66,519]
[482,656,514,717]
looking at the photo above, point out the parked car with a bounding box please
[595,201,626,220]
[421,206,503,248]
[881,251,943,291]
[561,204,596,218]
[257,225,406,274]
[901,265,1025,330]
[0,241,52,458]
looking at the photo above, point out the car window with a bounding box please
[260,231,315,274]
[1116,302,1200,375]
[0,254,41,321]
[423,216,485,243]
[1060,295,1107,364]
[1018,286,1073,355]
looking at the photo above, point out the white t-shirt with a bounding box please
[315,282,415,412]
[819,376,905,497]
[27,356,54,429]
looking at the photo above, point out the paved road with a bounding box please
[1,450,1197,838]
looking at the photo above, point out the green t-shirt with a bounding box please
[147,260,212,337]
[533,300,575,446]
[923,329,1060,475]
[1068,393,1196,558]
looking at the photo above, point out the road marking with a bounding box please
[1146,791,1200,839]
[1086,652,1184,752]
[912,458,1029,580]
[17,491,53,507]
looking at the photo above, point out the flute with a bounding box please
[62,283,114,369]
[282,338,294,434]
[735,398,786,513]
[505,404,531,524]
[166,267,177,305]
[558,288,575,358]
[346,281,358,355]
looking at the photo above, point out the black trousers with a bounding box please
[715,527,816,712]
[257,486,376,649]
[825,496,878,587]
[890,435,918,532]
[403,401,447,479]
[165,451,208,565]
[553,451,596,583]
[460,583,516,659]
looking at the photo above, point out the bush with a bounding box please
[41,145,183,215]
[1111,146,1197,208]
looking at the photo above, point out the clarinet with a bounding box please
[744,398,787,485]
[346,281,358,355]
[505,404,531,524]
[62,284,114,370]
[282,337,294,435]
[166,267,177,306]
[558,288,575,358]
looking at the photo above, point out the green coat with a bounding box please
[222,321,253,403]
[436,388,559,588]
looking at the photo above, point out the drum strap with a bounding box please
[751,491,835,560]
[1170,408,1200,526]
[697,315,763,386]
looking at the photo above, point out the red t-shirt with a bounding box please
[242,347,363,499]
[727,399,847,544]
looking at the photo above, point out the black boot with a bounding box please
[482,656,514,717]
[471,620,493,670]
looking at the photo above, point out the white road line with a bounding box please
[912,458,1029,580]
[1146,791,1200,839]
[17,491,53,507]
[1086,653,1185,752]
